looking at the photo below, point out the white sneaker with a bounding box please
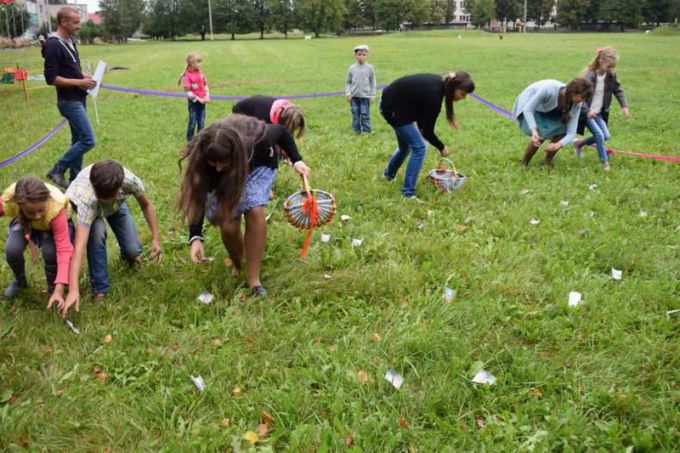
[404,195,424,203]
[602,161,611,171]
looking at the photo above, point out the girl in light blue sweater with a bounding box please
[512,78,592,167]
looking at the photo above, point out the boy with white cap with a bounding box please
[345,44,376,134]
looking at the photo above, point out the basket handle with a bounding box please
[438,157,458,176]
[301,174,312,196]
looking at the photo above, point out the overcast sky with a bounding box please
[80,0,101,14]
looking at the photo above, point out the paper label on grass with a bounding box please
[65,320,80,335]
[427,210,434,218]
[529,218,540,225]
[639,210,648,217]
[190,375,206,392]
[666,309,679,318]
[351,238,363,247]
[471,370,496,385]
[568,291,582,307]
[560,200,570,207]
[443,287,455,302]
[589,184,598,190]
[521,189,530,195]
[611,268,622,280]
[197,291,214,305]
[320,233,331,243]
[340,215,351,221]
[384,368,404,389]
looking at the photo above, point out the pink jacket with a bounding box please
[183,68,208,100]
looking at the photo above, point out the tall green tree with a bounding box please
[526,0,554,27]
[144,0,186,40]
[269,0,296,37]
[253,0,271,38]
[214,0,256,40]
[296,0,345,37]
[373,0,411,30]
[600,0,642,29]
[556,0,589,29]
[495,0,520,25]
[468,0,495,26]
[100,0,145,42]
[642,0,672,24]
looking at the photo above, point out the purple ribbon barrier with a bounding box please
[1,118,67,169]
[101,83,369,101]
[3,85,678,169]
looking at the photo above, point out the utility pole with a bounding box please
[207,0,214,40]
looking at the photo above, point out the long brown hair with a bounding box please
[11,175,51,231]
[280,105,305,139]
[177,115,267,225]
[443,71,475,128]
[560,77,593,123]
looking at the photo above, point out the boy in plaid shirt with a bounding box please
[61,160,162,315]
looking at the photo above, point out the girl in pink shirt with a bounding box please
[1,175,74,308]
[182,52,210,142]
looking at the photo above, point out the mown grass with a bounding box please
[1,30,679,451]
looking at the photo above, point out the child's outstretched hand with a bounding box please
[59,290,80,318]
[47,286,65,312]
[346,95,352,103]
[440,146,451,157]
[190,240,212,264]
[621,107,630,118]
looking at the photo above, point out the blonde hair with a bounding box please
[186,52,201,68]
[583,46,619,74]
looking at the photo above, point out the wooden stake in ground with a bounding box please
[17,63,28,102]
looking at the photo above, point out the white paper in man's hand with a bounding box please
[88,60,107,98]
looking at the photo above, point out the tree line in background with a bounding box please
[135,0,680,41]
[5,0,678,42]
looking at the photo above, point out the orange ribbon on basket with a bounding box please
[300,175,319,258]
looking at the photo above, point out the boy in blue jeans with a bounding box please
[345,44,376,134]
[60,160,162,316]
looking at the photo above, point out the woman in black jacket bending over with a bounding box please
[381,71,474,198]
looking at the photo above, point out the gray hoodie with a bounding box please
[345,62,376,98]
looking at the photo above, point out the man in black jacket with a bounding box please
[43,6,97,189]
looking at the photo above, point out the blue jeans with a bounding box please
[5,218,74,291]
[55,99,96,181]
[350,97,371,133]
[187,101,206,141]
[86,203,142,294]
[383,123,428,197]
[583,115,611,162]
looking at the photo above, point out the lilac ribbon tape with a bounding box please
[0,118,67,169]
[3,86,678,168]
[470,93,513,119]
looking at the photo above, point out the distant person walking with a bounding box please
[345,44,376,134]
[42,6,97,189]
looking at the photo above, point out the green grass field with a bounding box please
[1,30,679,451]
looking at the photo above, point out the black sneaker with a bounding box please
[47,170,68,189]
[250,285,268,298]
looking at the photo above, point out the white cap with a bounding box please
[353,44,369,52]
